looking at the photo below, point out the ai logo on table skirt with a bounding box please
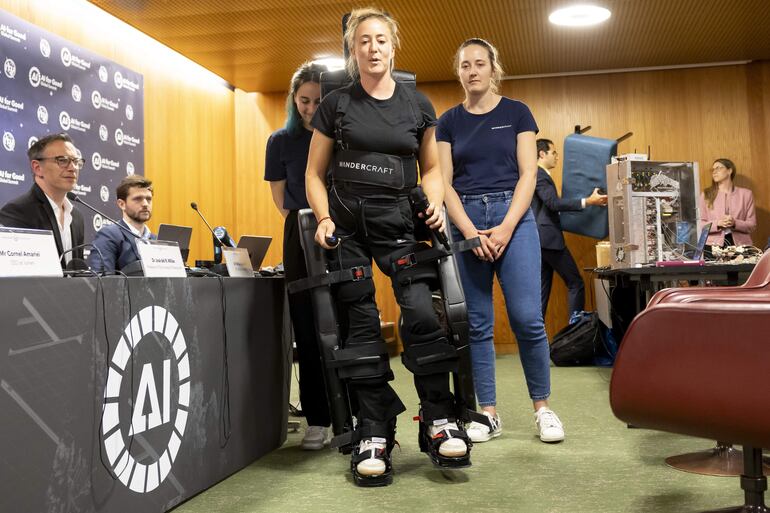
[101,306,191,493]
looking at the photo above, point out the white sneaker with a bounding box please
[466,412,502,443]
[428,421,467,457]
[535,407,564,443]
[356,438,388,476]
[301,425,329,450]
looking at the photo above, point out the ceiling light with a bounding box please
[313,57,345,71]
[549,5,611,27]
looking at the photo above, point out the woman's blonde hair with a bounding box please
[453,38,505,94]
[344,7,400,80]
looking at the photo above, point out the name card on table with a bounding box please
[136,240,187,277]
[0,227,63,277]
[223,247,254,277]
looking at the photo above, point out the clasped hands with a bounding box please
[465,224,513,262]
[717,215,735,229]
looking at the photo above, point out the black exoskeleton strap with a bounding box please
[390,237,481,274]
[287,265,372,294]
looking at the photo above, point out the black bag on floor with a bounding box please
[550,312,605,366]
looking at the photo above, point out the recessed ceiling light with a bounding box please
[549,5,611,27]
[313,57,345,71]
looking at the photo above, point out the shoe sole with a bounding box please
[539,435,565,443]
[469,430,502,443]
[301,441,327,450]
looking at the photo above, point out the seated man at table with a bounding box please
[0,133,85,267]
[88,174,156,273]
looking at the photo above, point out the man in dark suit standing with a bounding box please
[531,138,607,322]
[0,133,85,267]
[88,174,156,273]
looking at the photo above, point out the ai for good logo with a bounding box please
[37,105,48,124]
[28,66,41,87]
[100,185,109,202]
[126,162,135,175]
[98,65,108,83]
[92,90,102,109]
[99,124,109,142]
[92,152,102,171]
[72,84,82,102]
[114,70,140,92]
[102,306,191,493]
[59,111,71,130]
[39,38,50,58]
[115,129,124,146]
[125,104,134,121]
[4,57,16,78]
[2,132,15,152]
[60,47,72,67]
[27,136,38,149]
[93,213,103,231]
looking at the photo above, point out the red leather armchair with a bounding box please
[610,301,770,512]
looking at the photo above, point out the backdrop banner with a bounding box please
[0,8,144,242]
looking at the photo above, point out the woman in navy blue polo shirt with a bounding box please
[264,61,331,450]
[437,39,564,444]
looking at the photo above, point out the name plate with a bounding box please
[136,240,186,277]
[223,247,254,277]
[0,227,63,277]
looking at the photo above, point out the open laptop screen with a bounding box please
[157,224,192,263]
[237,236,272,270]
[691,222,712,261]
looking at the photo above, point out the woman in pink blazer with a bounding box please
[698,158,756,249]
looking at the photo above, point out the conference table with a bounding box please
[0,275,288,513]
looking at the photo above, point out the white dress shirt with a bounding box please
[45,194,74,264]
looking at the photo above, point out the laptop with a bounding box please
[157,224,193,264]
[237,235,272,270]
[656,223,711,267]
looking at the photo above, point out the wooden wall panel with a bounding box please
[7,0,767,356]
[240,61,770,353]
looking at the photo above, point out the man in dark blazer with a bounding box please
[88,174,156,273]
[531,138,607,322]
[0,133,85,267]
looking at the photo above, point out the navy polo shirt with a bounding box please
[264,127,312,211]
[436,97,538,195]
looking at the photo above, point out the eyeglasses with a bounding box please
[36,155,85,170]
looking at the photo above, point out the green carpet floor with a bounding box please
[175,355,745,513]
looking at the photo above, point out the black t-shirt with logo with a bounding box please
[312,81,437,159]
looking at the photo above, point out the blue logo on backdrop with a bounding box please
[0,10,144,244]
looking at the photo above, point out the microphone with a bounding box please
[59,243,100,275]
[67,192,142,242]
[409,187,450,251]
[190,202,230,264]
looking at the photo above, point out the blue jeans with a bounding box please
[452,191,551,405]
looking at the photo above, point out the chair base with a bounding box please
[700,447,769,513]
[666,443,770,477]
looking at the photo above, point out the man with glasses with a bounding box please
[531,138,607,324]
[0,133,85,266]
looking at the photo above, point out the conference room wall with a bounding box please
[6,1,768,353]
[1,0,238,263]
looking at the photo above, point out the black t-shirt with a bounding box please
[312,81,437,157]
